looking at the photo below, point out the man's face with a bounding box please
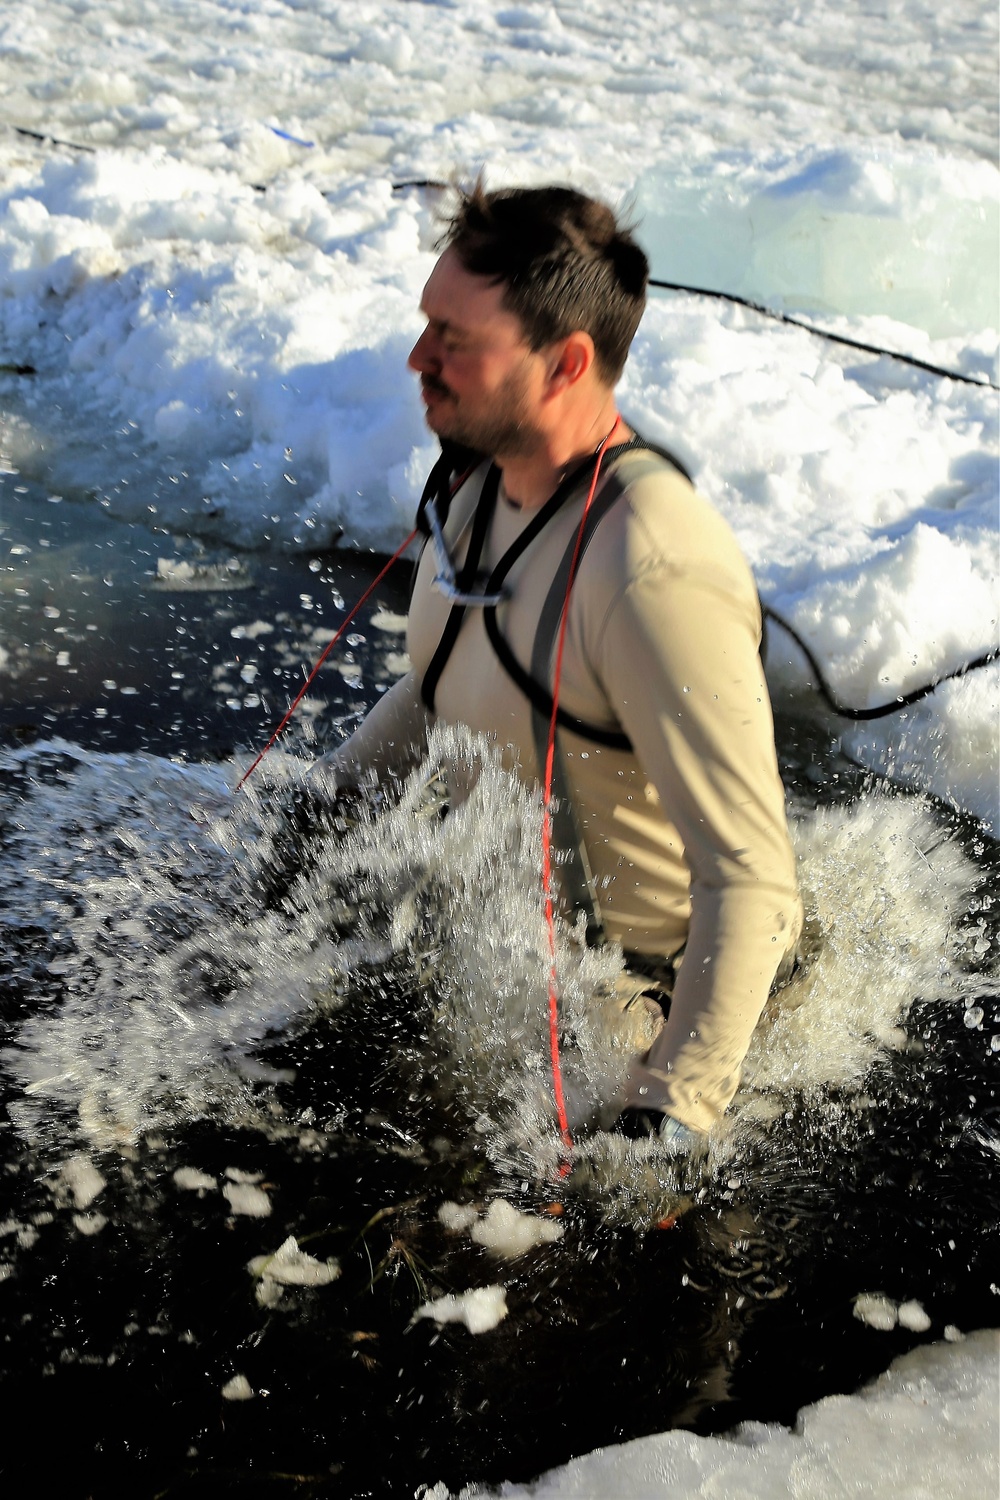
[408,247,547,457]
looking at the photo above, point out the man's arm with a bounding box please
[311,668,431,790]
[596,554,802,1136]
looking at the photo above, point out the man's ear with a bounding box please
[545,331,596,392]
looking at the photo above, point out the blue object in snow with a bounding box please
[269,126,315,148]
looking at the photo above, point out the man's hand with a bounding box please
[253,777,367,911]
[614,1107,699,1152]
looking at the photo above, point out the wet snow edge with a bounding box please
[421,1329,999,1499]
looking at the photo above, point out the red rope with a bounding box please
[236,528,419,790]
[235,430,619,1180]
[541,417,622,1174]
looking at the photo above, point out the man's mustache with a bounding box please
[421,375,454,399]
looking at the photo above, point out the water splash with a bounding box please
[1,729,988,1216]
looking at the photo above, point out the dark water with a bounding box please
[0,474,412,758]
[1,476,998,1499]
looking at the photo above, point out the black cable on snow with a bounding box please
[647,279,998,390]
[4,138,995,394]
[10,124,96,154]
[763,603,999,721]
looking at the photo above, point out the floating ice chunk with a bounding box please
[73,1213,108,1237]
[370,608,408,634]
[469,1200,564,1259]
[853,1293,932,1334]
[59,1156,106,1211]
[221,1375,254,1401]
[414,1287,508,1335]
[247,1236,340,1307]
[437,1199,564,1258]
[898,1300,932,1333]
[944,1325,965,1343]
[223,1182,272,1218]
[173,1167,217,1194]
[247,1236,341,1288]
[224,1167,264,1184]
[154,557,253,592]
[231,620,274,640]
[853,1292,898,1331]
[438,1202,479,1235]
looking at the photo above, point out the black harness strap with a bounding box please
[420,435,692,729]
[525,451,677,943]
[414,439,486,538]
[416,435,692,941]
[420,444,612,717]
[526,462,643,943]
[483,441,688,748]
[420,463,501,714]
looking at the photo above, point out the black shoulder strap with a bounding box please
[482,439,689,749]
[414,440,485,537]
[418,433,692,731]
[415,433,691,945]
[420,464,501,714]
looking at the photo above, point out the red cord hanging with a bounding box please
[236,527,419,789]
[237,425,621,1178]
[540,416,622,1174]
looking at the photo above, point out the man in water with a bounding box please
[317,182,802,1145]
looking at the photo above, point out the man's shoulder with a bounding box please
[598,447,753,583]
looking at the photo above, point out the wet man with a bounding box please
[317,182,802,1146]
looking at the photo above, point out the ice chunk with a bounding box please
[73,1213,108,1237]
[853,1292,898,1331]
[173,1167,217,1194]
[223,1182,272,1218]
[413,1287,508,1336]
[221,1375,254,1401]
[59,1156,106,1211]
[248,1236,340,1288]
[438,1202,479,1234]
[898,1299,932,1333]
[470,1200,564,1259]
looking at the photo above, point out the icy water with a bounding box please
[1,475,998,1498]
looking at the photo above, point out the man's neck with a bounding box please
[497,397,626,510]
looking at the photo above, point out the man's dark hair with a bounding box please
[439,181,648,384]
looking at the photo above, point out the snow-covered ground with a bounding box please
[1,0,997,824]
[1,1,997,1491]
[423,1329,999,1499]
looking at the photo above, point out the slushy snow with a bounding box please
[247,1235,341,1289]
[57,1154,106,1210]
[221,1374,254,1402]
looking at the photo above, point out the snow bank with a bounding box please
[423,1330,999,1499]
[2,135,994,821]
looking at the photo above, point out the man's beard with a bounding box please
[422,365,540,460]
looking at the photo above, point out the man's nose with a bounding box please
[408,326,438,374]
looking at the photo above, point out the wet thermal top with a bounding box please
[331,449,803,1132]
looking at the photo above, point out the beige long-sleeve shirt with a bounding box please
[332,450,802,1132]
